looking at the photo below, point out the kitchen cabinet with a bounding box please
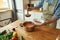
[0,9,12,27]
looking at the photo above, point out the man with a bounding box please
[35,0,60,28]
[37,0,54,8]
[37,0,44,8]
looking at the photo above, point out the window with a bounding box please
[0,0,10,8]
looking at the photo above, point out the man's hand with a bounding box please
[33,19,41,23]
[33,19,44,27]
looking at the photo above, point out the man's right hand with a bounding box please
[34,19,41,23]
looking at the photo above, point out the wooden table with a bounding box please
[0,20,60,40]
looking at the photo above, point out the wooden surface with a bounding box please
[32,9,43,12]
[25,8,43,12]
[0,20,60,40]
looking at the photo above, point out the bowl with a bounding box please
[23,21,35,32]
[25,14,31,17]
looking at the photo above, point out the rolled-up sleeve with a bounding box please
[53,7,60,19]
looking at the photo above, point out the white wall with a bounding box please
[31,0,40,7]
[15,0,23,10]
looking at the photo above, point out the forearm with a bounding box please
[40,18,58,26]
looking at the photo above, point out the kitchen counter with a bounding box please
[24,8,43,12]
[32,9,43,12]
[0,20,60,40]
